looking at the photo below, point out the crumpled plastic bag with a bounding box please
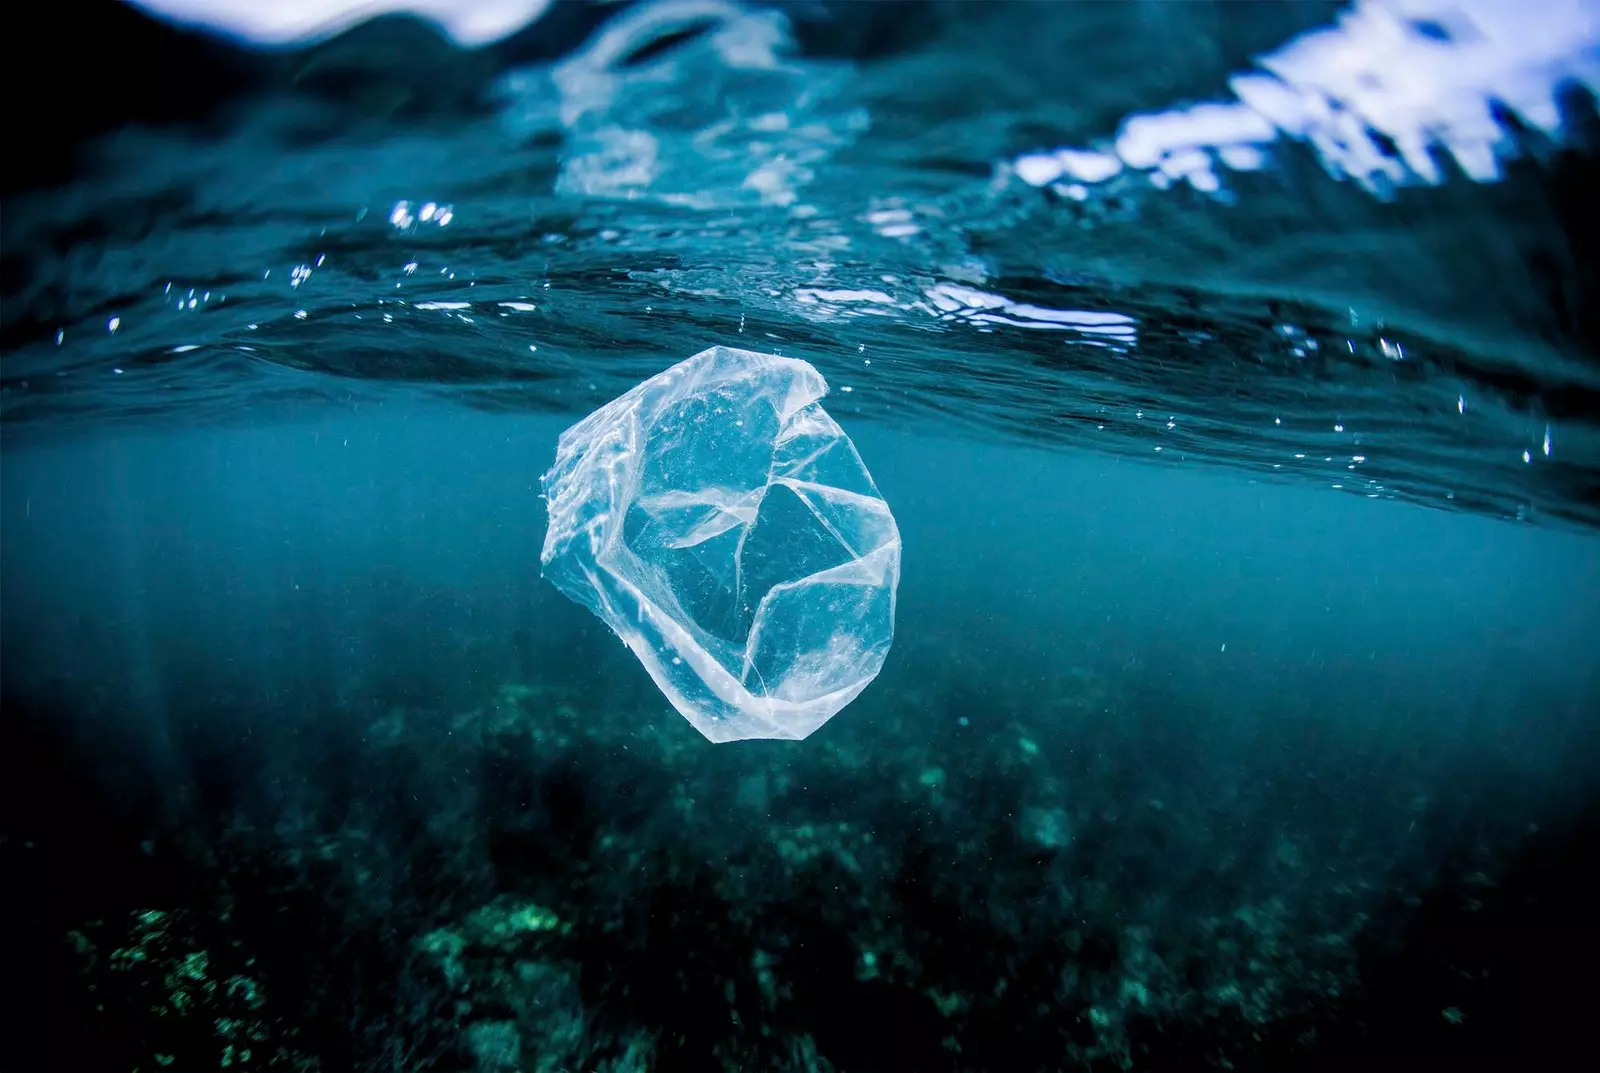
[540,345,900,742]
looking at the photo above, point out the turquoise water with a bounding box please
[4,2,1599,1070]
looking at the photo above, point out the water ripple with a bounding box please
[3,0,1596,530]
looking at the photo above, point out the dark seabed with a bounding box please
[3,2,1599,1071]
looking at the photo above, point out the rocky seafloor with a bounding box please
[8,654,1596,1072]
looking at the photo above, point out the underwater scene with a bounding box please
[3,1,1599,1070]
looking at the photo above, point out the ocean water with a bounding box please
[3,2,1598,1070]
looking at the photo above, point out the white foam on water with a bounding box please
[1009,0,1600,198]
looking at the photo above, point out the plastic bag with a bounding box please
[540,346,900,742]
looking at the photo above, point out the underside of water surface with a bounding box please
[3,2,1599,1071]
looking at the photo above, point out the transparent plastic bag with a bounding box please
[541,346,900,742]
